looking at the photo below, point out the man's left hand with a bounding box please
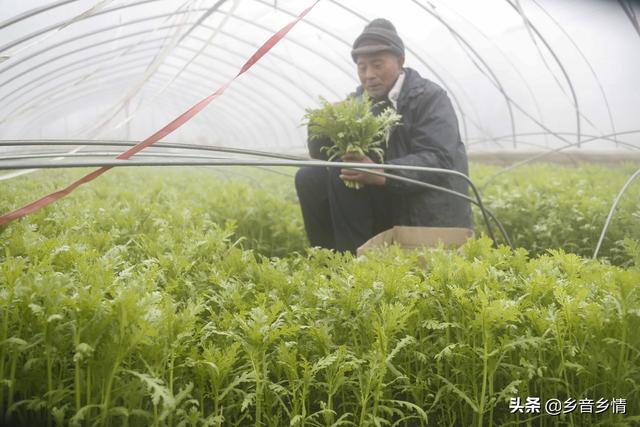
[340,152,386,186]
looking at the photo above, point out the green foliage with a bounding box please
[472,163,640,266]
[304,95,402,189]
[0,167,307,259]
[1,166,640,426]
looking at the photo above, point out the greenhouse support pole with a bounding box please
[0,1,319,226]
[593,167,640,259]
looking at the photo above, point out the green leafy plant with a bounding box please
[1,165,639,426]
[304,94,402,189]
[471,163,640,266]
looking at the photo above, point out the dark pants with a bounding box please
[294,166,393,254]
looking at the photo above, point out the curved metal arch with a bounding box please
[2,42,306,145]
[531,0,618,148]
[2,0,350,84]
[1,0,628,147]
[0,15,348,121]
[1,42,163,107]
[0,6,214,75]
[0,4,355,97]
[0,5,375,153]
[13,76,257,146]
[238,2,631,152]
[328,1,591,150]
[30,90,260,150]
[0,31,339,122]
[16,71,284,150]
[5,0,623,154]
[14,69,292,149]
[0,28,339,127]
[9,83,286,155]
[0,140,307,161]
[593,166,640,259]
[6,0,480,145]
[2,0,500,149]
[0,0,80,30]
[434,0,550,148]
[0,151,233,161]
[504,0,582,148]
[0,0,170,53]
[5,53,305,150]
[234,12,486,143]
[152,59,303,147]
[202,14,357,82]
[2,54,153,123]
[1,12,345,146]
[410,1,519,149]
[478,130,640,188]
[323,0,475,143]
[512,1,614,143]
[1,22,192,88]
[617,0,640,39]
[468,131,640,151]
[254,0,497,144]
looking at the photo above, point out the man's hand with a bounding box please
[340,152,386,186]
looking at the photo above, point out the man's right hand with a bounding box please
[340,153,386,186]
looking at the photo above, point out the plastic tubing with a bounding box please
[0,154,511,250]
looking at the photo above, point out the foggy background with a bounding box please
[0,0,638,154]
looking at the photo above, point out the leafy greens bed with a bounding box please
[473,163,640,267]
[0,165,639,426]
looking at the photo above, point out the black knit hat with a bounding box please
[351,18,405,63]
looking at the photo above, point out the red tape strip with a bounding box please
[0,1,318,226]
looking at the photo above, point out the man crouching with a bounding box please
[295,18,472,254]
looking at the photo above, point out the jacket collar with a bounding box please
[388,71,405,109]
[354,67,427,110]
[395,67,428,110]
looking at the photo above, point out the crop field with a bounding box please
[1,163,639,426]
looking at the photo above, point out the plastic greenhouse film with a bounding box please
[0,0,319,226]
[0,0,115,64]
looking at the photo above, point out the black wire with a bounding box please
[0,139,304,160]
[0,155,512,251]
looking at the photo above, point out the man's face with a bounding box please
[356,51,403,100]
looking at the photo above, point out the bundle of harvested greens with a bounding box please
[304,94,402,188]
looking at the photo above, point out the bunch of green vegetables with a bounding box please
[304,94,402,189]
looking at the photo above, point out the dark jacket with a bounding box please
[308,67,473,228]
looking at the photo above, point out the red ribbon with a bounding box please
[0,1,319,226]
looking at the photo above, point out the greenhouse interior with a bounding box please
[1,0,639,426]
